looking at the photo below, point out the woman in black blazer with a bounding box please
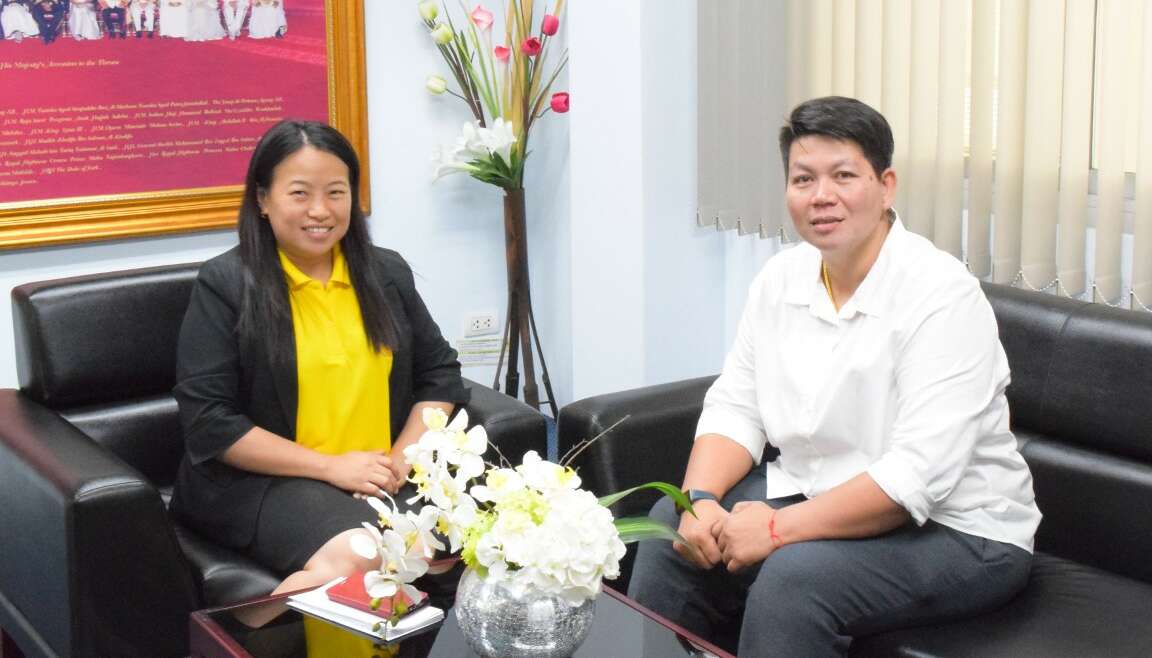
[170,121,468,610]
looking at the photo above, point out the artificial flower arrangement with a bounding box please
[419,0,570,190]
[350,408,695,626]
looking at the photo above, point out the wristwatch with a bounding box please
[678,489,719,513]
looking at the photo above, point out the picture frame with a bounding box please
[0,0,368,249]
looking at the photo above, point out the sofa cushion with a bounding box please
[851,553,1152,657]
[62,394,184,489]
[12,263,198,409]
[982,282,1152,463]
[1040,302,1152,462]
[1022,436,1152,584]
[173,524,281,607]
[980,282,1077,433]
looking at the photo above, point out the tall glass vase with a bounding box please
[495,187,557,416]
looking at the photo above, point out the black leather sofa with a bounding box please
[0,263,547,658]
[557,281,1152,657]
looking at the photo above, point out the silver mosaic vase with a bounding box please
[455,567,596,658]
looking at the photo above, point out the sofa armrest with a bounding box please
[462,379,548,466]
[557,376,718,519]
[0,390,199,658]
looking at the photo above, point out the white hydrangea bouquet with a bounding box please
[350,408,695,621]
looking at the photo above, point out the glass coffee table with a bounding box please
[189,566,734,658]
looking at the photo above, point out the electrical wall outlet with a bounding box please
[464,312,499,337]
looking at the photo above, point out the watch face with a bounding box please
[689,490,718,503]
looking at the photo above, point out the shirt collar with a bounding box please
[278,244,351,290]
[784,209,905,320]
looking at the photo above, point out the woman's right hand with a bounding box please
[321,450,400,496]
[674,499,729,569]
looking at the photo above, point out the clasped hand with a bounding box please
[676,500,780,572]
[323,450,402,497]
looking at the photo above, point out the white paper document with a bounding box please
[286,578,445,643]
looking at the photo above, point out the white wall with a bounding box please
[0,231,237,388]
[1,0,735,406]
[568,0,729,400]
[362,0,573,406]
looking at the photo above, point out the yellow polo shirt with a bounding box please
[279,246,392,454]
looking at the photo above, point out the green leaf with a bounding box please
[598,482,692,516]
[613,516,704,564]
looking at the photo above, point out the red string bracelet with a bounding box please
[768,508,783,548]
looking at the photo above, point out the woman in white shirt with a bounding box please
[67,0,99,38]
[184,0,222,40]
[157,0,186,37]
[629,96,1041,658]
[246,0,282,38]
[2,0,40,41]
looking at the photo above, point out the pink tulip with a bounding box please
[521,37,542,56]
[493,45,510,62]
[550,92,569,113]
[470,5,493,31]
[541,14,559,36]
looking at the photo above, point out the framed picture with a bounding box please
[0,0,367,249]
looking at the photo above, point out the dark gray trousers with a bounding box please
[628,470,1032,657]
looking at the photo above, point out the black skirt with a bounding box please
[247,477,420,575]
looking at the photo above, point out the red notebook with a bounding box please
[326,572,427,619]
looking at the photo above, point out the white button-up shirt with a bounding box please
[697,218,1042,552]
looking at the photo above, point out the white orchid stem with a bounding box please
[558,414,631,467]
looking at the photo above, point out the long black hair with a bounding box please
[236,120,397,365]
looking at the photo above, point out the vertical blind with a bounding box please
[698,0,1152,310]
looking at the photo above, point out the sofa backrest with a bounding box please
[982,282,1152,584]
[11,263,200,489]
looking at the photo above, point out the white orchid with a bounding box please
[469,466,526,504]
[421,406,456,432]
[431,120,520,186]
[424,462,473,511]
[516,450,581,492]
[362,528,429,603]
[431,145,478,181]
[436,494,478,553]
[479,117,517,164]
[395,505,446,558]
[353,409,687,609]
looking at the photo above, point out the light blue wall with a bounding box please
[0,1,742,404]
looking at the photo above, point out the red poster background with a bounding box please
[0,0,329,204]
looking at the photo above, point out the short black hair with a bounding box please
[778,96,894,177]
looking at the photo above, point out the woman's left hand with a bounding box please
[715,501,779,572]
[390,454,411,486]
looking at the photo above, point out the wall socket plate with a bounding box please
[464,312,499,337]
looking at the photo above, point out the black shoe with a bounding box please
[120,31,126,38]
[148,30,153,38]
[136,30,141,37]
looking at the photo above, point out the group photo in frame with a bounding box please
[0,0,367,248]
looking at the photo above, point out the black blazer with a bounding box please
[169,246,468,548]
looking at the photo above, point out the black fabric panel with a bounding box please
[62,394,184,488]
[1022,437,1152,584]
[851,553,1152,658]
[12,263,198,408]
[980,282,1076,433]
[1041,302,1152,461]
